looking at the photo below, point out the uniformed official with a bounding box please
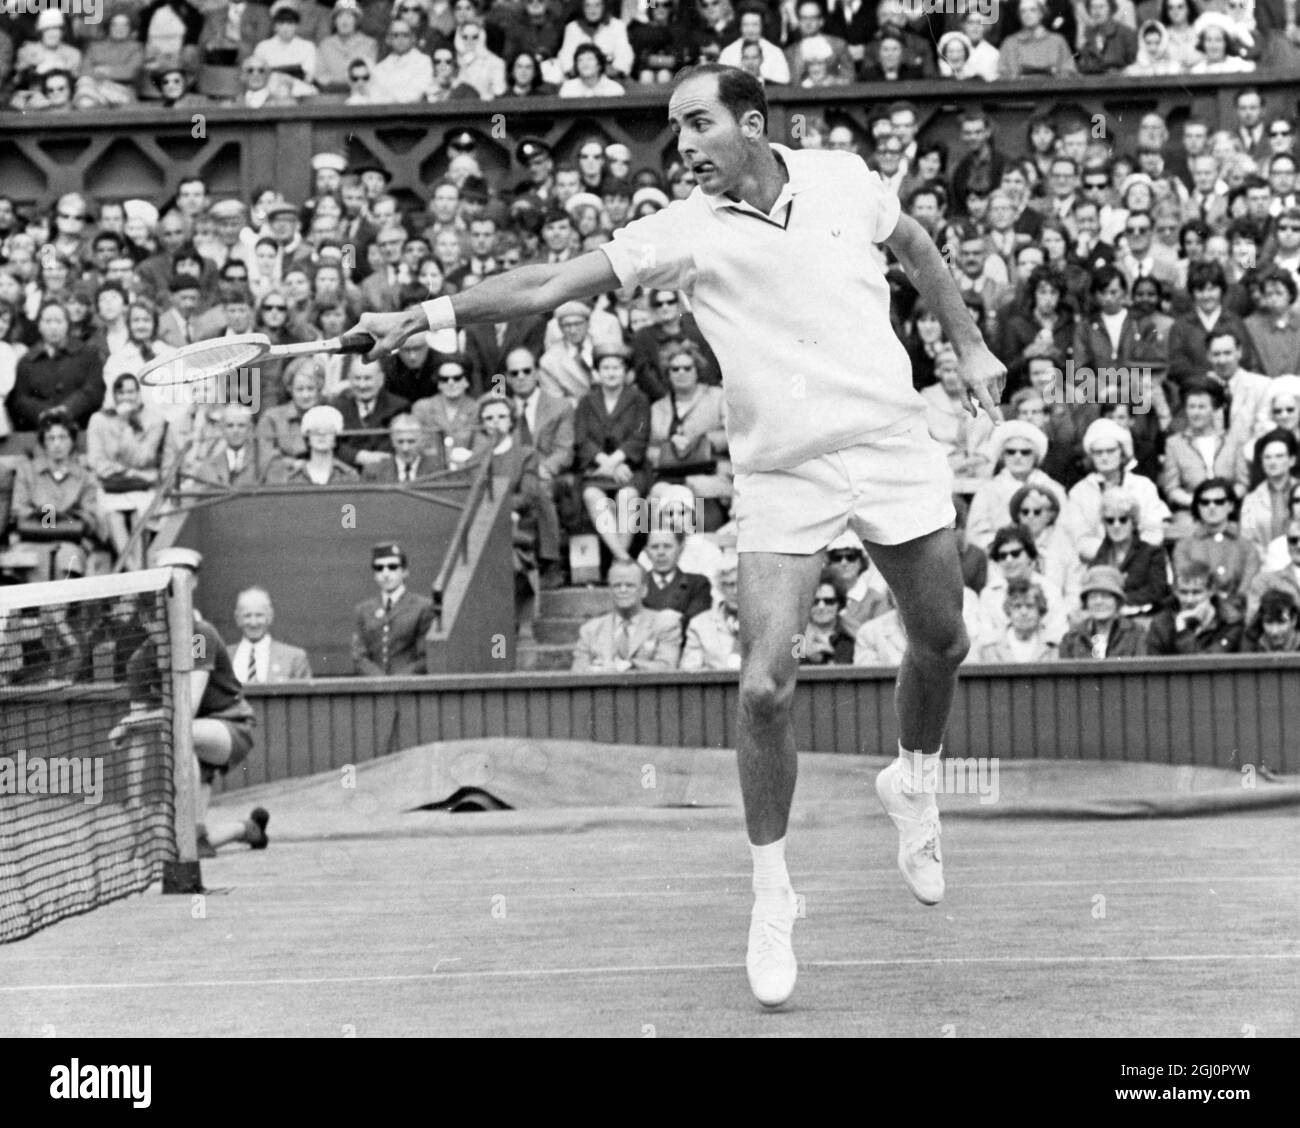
[350,542,435,675]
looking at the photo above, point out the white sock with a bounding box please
[750,837,791,896]
[896,743,942,796]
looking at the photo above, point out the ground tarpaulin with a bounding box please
[212,740,1300,840]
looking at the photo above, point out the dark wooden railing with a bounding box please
[4,74,1299,209]
[216,654,1300,792]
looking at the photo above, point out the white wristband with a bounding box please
[421,295,456,332]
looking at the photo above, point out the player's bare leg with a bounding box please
[864,527,970,904]
[735,550,825,1006]
[194,719,267,853]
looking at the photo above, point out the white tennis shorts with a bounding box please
[732,418,956,554]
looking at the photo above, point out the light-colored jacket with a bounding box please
[573,607,683,672]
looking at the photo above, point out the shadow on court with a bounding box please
[1,744,1297,1037]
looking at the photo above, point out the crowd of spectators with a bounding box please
[3,0,1300,112]
[4,19,1300,669]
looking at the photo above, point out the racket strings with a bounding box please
[142,341,266,386]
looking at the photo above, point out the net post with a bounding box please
[162,566,202,894]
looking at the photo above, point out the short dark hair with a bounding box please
[1187,260,1227,294]
[37,407,77,444]
[1260,266,1299,304]
[1205,325,1245,352]
[1191,476,1239,520]
[1182,377,1226,410]
[671,64,769,133]
[1259,589,1299,622]
[990,524,1038,561]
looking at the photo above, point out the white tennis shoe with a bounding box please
[875,760,944,905]
[746,888,798,1007]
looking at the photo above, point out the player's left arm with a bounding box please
[884,214,1006,419]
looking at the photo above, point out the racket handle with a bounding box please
[335,330,376,355]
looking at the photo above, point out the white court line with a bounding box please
[3,952,1298,994]
[210,873,1300,894]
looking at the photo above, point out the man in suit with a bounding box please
[363,414,443,481]
[505,347,572,588]
[351,542,436,676]
[784,2,852,83]
[189,404,267,487]
[201,0,273,62]
[1115,211,1181,290]
[1167,263,1260,391]
[359,223,406,313]
[1235,89,1270,165]
[382,332,441,404]
[464,313,548,391]
[681,556,743,671]
[641,528,713,639]
[823,0,875,61]
[157,275,204,349]
[1185,154,1230,234]
[330,356,410,469]
[571,560,682,672]
[538,301,597,402]
[228,587,313,683]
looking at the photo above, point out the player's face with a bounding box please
[668,76,752,197]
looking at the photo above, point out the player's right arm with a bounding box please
[354,252,622,358]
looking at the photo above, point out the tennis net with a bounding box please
[0,569,185,942]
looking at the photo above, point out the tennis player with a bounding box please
[354,64,1005,1008]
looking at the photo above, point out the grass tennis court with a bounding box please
[2,745,1297,1037]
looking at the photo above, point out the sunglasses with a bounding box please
[652,298,678,307]
[1102,515,1132,525]
[827,551,861,563]
[1084,180,1108,190]
[1003,447,1035,457]
[1019,506,1045,517]
[812,596,838,606]
[373,562,403,572]
[995,548,1027,561]
[507,366,534,375]
[1271,129,1293,137]
[57,211,85,220]
[263,304,288,312]
[243,65,268,74]
[438,373,467,382]
[1281,224,1300,232]
[1199,496,1230,507]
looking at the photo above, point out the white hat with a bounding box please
[301,404,345,435]
[801,34,834,63]
[631,187,669,212]
[1267,374,1300,406]
[989,419,1048,464]
[311,152,347,174]
[123,199,159,228]
[563,192,605,217]
[1082,418,1134,461]
[604,143,632,163]
[658,484,695,509]
[826,529,866,555]
[154,546,203,571]
[36,10,64,31]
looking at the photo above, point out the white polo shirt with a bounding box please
[600,145,923,474]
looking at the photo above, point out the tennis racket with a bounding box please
[137,330,376,388]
